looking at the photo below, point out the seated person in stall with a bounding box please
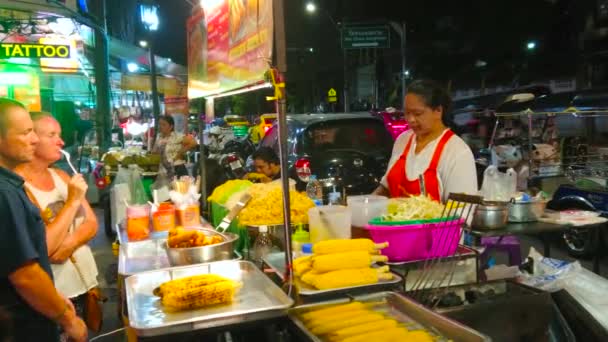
[244,147,281,183]
[373,80,477,202]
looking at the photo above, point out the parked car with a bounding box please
[372,108,409,140]
[251,113,393,198]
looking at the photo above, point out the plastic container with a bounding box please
[291,227,310,258]
[152,202,175,231]
[126,204,150,241]
[306,175,323,206]
[301,243,313,256]
[308,205,352,243]
[176,204,201,227]
[365,218,464,262]
[347,195,389,227]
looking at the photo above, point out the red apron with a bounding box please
[386,130,455,201]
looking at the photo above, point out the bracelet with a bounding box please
[52,303,69,322]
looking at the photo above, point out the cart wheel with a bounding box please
[563,228,598,258]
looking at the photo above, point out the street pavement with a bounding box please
[86,208,608,341]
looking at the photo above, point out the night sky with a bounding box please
[153,0,593,86]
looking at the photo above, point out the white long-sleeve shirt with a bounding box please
[381,129,478,202]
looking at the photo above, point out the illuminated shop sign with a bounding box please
[0,43,71,59]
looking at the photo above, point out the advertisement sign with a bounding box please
[187,0,273,98]
[342,26,390,49]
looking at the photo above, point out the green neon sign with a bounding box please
[0,43,71,59]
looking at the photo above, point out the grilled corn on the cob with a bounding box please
[160,280,239,311]
[311,251,388,272]
[313,239,388,255]
[308,266,392,290]
[153,274,230,297]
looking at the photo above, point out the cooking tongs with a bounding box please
[215,193,252,233]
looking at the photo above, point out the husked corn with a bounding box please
[328,319,399,340]
[293,256,312,276]
[338,327,411,342]
[309,267,391,290]
[153,274,229,297]
[403,330,435,342]
[300,302,365,322]
[311,251,387,272]
[312,239,378,255]
[306,309,371,329]
[161,280,238,311]
[310,313,384,335]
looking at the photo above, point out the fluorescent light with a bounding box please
[127,63,138,72]
[139,40,148,48]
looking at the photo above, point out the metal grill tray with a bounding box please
[125,260,294,337]
[264,252,403,297]
[118,237,242,276]
[289,291,490,342]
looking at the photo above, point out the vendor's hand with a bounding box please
[60,293,76,315]
[66,174,88,204]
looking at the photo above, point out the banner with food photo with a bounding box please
[187,0,273,98]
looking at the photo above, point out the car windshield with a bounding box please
[300,119,392,153]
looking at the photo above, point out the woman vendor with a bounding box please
[152,115,197,178]
[373,80,477,202]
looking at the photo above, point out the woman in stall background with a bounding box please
[15,113,98,340]
[152,115,197,179]
[373,80,478,202]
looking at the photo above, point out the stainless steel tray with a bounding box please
[125,260,294,336]
[289,291,490,342]
[264,252,403,297]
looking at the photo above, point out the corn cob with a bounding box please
[300,269,321,287]
[293,255,312,276]
[338,327,411,342]
[402,330,435,342]
[153,274,230,297]
[309,266,393,290]
[160,280,239,311]
[310,313,385,335]
[311,251,388,272]
[306,309,371,329]
[327,319,399,340]
[313,239,388,255]
[300,302,365,322]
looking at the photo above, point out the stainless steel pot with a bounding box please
[508,200,547,223]
[472,203,509,230]
[165,228,239,266]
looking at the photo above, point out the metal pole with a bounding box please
[273,0,293,294]
[401,21,406,107]
[149,40,161,144]
[343,35,349,112]
[91,0,111,151]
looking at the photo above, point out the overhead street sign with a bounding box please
[327,88,337,103]
[342,26,390,49]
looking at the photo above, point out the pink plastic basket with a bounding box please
[365,218,464,262]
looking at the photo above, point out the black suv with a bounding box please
[253,113,393,197]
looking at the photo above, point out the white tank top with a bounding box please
[25,169,99,298]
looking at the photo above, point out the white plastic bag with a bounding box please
[517,247,582,292]
[480,165,517,201]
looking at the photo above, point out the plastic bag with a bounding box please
[128,165,148,204]
[480,165,517,201]
[113,165,130,186]
[517,247,582,292]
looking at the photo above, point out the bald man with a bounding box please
[0,99,86,342]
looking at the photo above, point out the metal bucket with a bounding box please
[508,200,547,223]
[165,228,239,266]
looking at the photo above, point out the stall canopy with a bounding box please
[187,0,274,99]
[495,89,608,116]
